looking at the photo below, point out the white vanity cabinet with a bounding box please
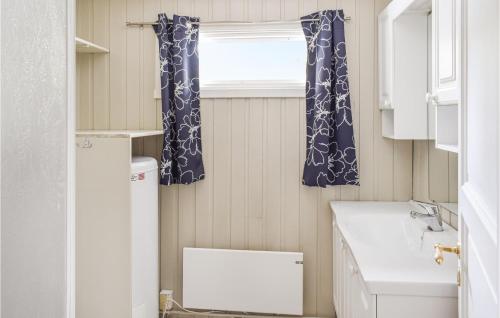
[331,201,458,318]
[431,0,460,152]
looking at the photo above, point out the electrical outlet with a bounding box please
[160,290,174,312]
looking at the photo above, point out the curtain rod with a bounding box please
[126,16,351,27]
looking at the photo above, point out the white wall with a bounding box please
[1,0,72,317]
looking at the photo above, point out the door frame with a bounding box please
[66,0,76,317]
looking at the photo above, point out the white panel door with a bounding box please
[432,0,460,104]
[459,0,499,317]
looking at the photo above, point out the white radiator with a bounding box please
[183,248,303,315]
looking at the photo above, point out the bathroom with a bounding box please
[0,0,498,318]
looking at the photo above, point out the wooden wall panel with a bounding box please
[76,0,456,317]
[413,141,459,203]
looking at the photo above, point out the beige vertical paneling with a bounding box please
[412,141,458,203]
[281,4,301,254]
[143,0,160,130]
[126,0,143,130]
[413,140,430,201]
[248,0,264,20]
[93,0,110,129]
[161,184,179,292]
[196,100,214,248]
[448,153,458,202]
[394,140,413,200]
[301,0,318,15]
[229,0,246,20]
[283,0,300,19]
[428,143,450,202]
[177,183,196,305]
[77,56,93,130]
[211,0,229,21]
[264,0,281,20]
[247,98,265,250]
[109,0,127,129]
[358,0,375,200]
[282,99,301,252]
[162,0,178,14]
[230,99,248,249]
[77,0,94,130]
[77,0,459,316]
[77,0,93,37]
[143,0,162,155]
[194,0,211,20]
[264,99,282,251]
[212,99,232,248]
[317,0,336,11]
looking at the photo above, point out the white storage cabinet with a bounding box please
[378,0,460,151]
[378,0,430,139]
[76,130,162,318]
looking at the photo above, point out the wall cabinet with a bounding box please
[431,0,460,152]
[378,0,460,151]
[378,0,430,139]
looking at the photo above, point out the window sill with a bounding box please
[154,81,305,99]
[201,80,305,98]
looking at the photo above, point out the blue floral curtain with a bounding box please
[301,10,359,187]
[154,14,205,185]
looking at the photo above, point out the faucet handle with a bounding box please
[410,200,440,215]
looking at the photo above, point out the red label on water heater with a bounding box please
[131,172,146,182]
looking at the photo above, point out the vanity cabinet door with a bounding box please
[333,228,346,317]
[349,262,376,318]
[431,0,459,104]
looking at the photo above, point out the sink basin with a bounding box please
[331,201,458,297]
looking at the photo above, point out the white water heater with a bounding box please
[131,156,159,318]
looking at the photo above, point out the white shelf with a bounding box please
[75,37,109,53]
[435,104,459,153]
[435,143,458,153]
[76,130,162,138]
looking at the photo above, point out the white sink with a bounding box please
[331,201,458,297]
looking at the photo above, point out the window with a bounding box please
[198,22,307,97]
[155,22,307,99]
